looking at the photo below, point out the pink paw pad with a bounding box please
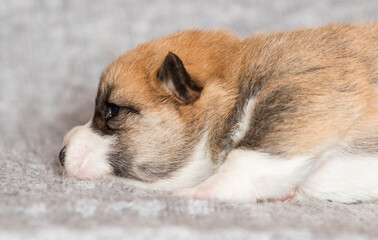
[280,188,297,202]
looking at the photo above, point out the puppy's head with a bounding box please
[59,30,241,190]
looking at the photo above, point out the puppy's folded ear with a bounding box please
[157,52,202,104]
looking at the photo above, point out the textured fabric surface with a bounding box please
[1,1,378,239]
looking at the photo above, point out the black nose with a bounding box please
[59,146,66,167]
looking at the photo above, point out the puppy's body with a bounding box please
[61,23,378,203]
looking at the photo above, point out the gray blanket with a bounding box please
[1,1,378,239]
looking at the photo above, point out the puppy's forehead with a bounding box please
[99,61,158,106]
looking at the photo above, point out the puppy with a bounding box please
[60,23,378,203]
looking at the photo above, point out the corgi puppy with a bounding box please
[60,23,378,203]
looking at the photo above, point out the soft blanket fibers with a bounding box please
[1,0,378,239]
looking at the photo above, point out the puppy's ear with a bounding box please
[157,52,202,104]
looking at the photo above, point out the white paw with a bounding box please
[175,185,258,203]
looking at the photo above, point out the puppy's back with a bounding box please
[237,23,378,156]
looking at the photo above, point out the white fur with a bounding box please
[297,152,378,203]
[123,133,214,191]
[63,121,114,180]
[232,97,256,143]
[176,146,378,203]
[177,149,313,202]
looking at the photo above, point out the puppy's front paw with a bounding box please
[175,185,258,203]
[175,186,217,200]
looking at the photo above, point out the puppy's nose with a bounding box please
[59,146,66,167]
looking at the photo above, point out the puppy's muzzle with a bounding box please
[58,123,114,180]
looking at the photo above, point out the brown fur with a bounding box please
[93,23,378,182]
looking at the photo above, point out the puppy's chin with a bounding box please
[62,121,114,180]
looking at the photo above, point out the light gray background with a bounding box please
[1,1,378,239]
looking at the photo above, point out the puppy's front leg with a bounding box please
[177,149,313,203]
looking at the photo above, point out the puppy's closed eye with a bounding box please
[105,104,120,120]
